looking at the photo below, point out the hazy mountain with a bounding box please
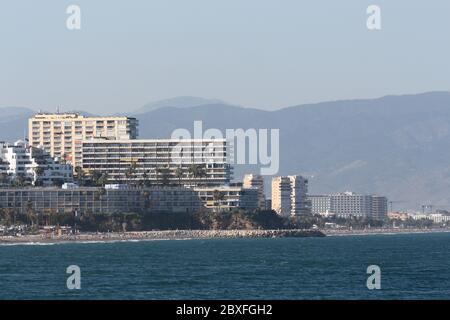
[0,107,35,141]
[2,92,450,210]
[134,92,450,211]
[132,96,228,114]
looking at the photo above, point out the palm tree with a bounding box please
[188,164,207,186]
[0,208,12,227]
[160,166,171,186]
[74,166,85,186]
[13,173,27,188]
[175,166,184,186]
[154,164,171,186]
[33,166,45,186]
[97,172,109,187]
[90,171,102,187]
[26,200,37,227]
[0,172,9,187]
[125,161,137,184]
[213,189,225,212]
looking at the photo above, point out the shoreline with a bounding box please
[323,228,450,237]
[1,228,449,245]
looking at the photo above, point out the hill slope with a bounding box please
[134,92,450,210]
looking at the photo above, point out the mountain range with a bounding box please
[2,92,450,211]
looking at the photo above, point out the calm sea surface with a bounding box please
[0,232,449,299]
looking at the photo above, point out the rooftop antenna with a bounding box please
[56,106,60,114]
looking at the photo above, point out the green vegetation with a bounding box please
[0,206,440,234]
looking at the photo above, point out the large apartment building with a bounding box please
[271,175,310,216]
[28,113,138,167]
[81,138,231,186]
[309,192,388,219]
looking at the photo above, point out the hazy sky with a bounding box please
[1,0,449,114]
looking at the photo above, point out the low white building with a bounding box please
[194,185,260,211]
[408,213,450,224]
[0,140,73,186]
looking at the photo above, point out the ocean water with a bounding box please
[0,232,449,300]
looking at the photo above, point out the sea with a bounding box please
[0,232,449,300]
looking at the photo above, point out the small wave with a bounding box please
[0,242,58,246]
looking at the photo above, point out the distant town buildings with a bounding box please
[0,111,396,219]
[0,140,73,186]
[387,212,409,221]
[28,113,138,167]
[271,175,310,216]
[309,192,388,219]
[407,212,450,224]
[243,174,265,210]
[81,138,231,187]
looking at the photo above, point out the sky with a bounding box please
[1,0,449,114]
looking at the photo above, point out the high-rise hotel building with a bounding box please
[81,138,231,186]
[309,192,388,219]
[28,113,138,167]
[271,175,310,216]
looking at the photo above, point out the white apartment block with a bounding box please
[271,175,310,217]
[28,113,138,167]
[243,174,265,209]
[82,138,231,186]
[309,195,331,216]
[309,192,388,219]
[0,140,73,186]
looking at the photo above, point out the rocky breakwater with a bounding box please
[120,229,326,240]
[1,229,325,244]
[175,229,326,239]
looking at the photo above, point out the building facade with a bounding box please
[243,174,265,209]
[82,138,231,186]
[28,113,138,167]
[0,140,73,186]
[309,192,388,219]
[0,187,143,215]
[194,186,260,211]
[309,195,331,216]
[271,175,310,217]
[0,186,258,215]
